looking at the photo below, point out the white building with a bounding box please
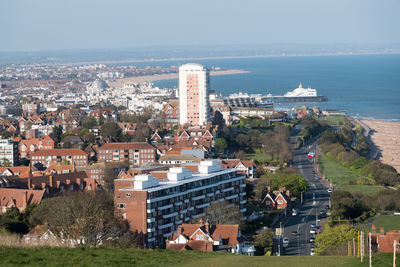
[0,138,18,166]
[179,63,210,127]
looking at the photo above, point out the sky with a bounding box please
[1,0,399,52]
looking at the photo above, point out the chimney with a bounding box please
[267,186,271,192]
[380,227,385,235]
[49,175,53,187]
[372,224,376,234]
[199,218,204,225]
[205,219,210,233]
[22,190,28,210]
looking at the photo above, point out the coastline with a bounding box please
[107,69,249,87]
[357,118,400,172]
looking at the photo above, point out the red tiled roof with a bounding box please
[0,166,31,178]
[32,149,87,156]
[0,188,44,210]
[99,142,154,150]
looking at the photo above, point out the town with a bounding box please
[0,62,399,265]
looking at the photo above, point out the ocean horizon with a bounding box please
[137,54,400,122]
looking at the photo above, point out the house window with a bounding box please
[121,213,127,219]
[118,203,126,209]
[277,200,283,204]
[60,185,64,192]
[266,201,270,205]
[70,185,74,191]
[126,193,131,197]
[196,234,204,240]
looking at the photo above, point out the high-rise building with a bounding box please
[0,138,18,166]
[179,63,210,127]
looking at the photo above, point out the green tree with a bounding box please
[82,116,98,129]
[214,137,228,151]
[51,126,63,145]
[253,229,274,255]
[101,122,122,139]
[315,224,358,255]
[0,158,12,167]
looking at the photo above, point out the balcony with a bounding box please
[146,208,155,213]
[158,204,173,211]
[163,212,178,219]
[176,220,183,225]
[185,217,191,221]
[148,237,156,242]
[192,195,205,201]
[240,200,247,205]
[240,208,247,213]
[163,233,172,238]
[147,218,155,223]
[147,227,156,233]
[197,202,210,209]
[240,192,246,196]
[188,206,194,211]
[174,201,183,206]
[207,192,214,197]
[180,209,188,214]
[159,222,174,230]
[225,194,238,200]
[184,199,190,203]
[240,183,246,188]
[222,187,234,192]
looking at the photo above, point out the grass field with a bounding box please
[318,115,351,127]
[358,214,400,233]
[247,148,271,164]
[318,155,383,194]
[0,247,399,267]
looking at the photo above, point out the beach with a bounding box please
[108,69,248,88]
[361,119,400,172]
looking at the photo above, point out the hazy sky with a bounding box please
[1,0,399,52]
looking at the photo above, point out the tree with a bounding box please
[253,229,274,255]
[82,116,98,129]
[0,158,12,167]
[204,201,242,225]
[234,150,247,160]
[30,191,130,247]
[236,134,250,147]
[315,224,358,255]
[214,137,228,151]
[101,122,122,139]
[51,126,63,145]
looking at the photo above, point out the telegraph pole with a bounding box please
[369,232,372,267]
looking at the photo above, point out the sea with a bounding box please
[133,54,400,121]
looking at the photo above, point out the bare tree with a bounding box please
[204,201,243,225]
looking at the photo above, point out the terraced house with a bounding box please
[114,160,247,248]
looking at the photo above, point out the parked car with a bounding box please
[310,237,315,243]
[282,237,289,247]
[325,204,330,210]
[310,248,315,256]
[292,209,297,216]
[327,188,333,193]
[291,231,298,236]
[310,223,316,228]
[310,228,316,234]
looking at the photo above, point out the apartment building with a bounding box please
[0,138,19,166]
[31,149,88,168]
[114,160,247,248]
[98,142,156,166]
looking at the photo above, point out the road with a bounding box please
[280,125,331,256]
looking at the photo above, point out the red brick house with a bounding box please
[260,187,291,210]
[0,188,44,213]
[166,220,249,254]
[17,135,54,159]
[97,142,156,166]
[31,149,88,168]
[371,225,400,253]
[163,101,179,126]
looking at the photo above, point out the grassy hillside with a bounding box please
[0,247,399,267]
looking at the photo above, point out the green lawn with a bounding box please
[0,246,399,267]
[247,149,271,164]
[318,155,383,194]
[318,116,351,127]
[358,214,400,233]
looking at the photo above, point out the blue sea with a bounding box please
[135,54,400,121]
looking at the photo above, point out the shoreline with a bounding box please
[356,118,400,172]
[107,69,249,87]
